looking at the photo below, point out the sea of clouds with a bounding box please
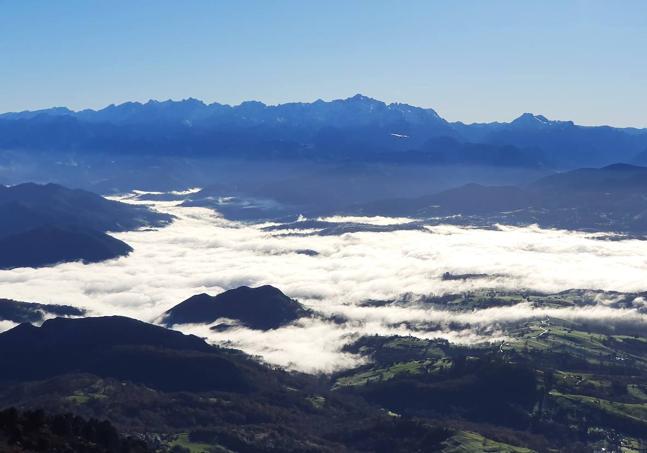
[1,195,647,372]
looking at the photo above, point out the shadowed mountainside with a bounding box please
[162,285,310,330]
[0,183,172,269]
[0,183,171,237]
[0,298,85,324]
[0,316,265,393]
[0,227,133,270]
[0,407,150,452]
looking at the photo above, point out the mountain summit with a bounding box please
[162,285,309,330]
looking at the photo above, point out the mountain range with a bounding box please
[2,95,646,169]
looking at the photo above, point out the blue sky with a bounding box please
[1,0,646,126]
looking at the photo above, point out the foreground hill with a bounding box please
[329,289,647,451]
[0,407,150,452]
[2,288,646,450]
[0,316,260,392]
[162,285,310,330]
[0,183,172,269]
[0,315,513,452]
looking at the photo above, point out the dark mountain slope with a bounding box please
[0,373,465,453]
[162,285,309,330]
[0,298,85,324]
[0,182,171,269]
[0,407,150,452]
[0,226,132,269]
[0,316,264,392]
[0,183,171,237]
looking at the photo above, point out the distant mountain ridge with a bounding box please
[2,95,646,168]
[0,95,448,130]
[348,163,647,234]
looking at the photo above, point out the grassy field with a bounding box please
[168,433,225,453]
[551,391,647,425]
[64,380,111,405]
[334,358,453,388]
[441,431,534,453]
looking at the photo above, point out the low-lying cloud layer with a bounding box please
[1,195,647,372]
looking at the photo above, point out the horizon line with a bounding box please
[2,94,645,130]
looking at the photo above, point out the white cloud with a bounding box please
[316,215,416,226]
[178,317,505,374]
[1,197,647,372]
[0,320,17,333]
